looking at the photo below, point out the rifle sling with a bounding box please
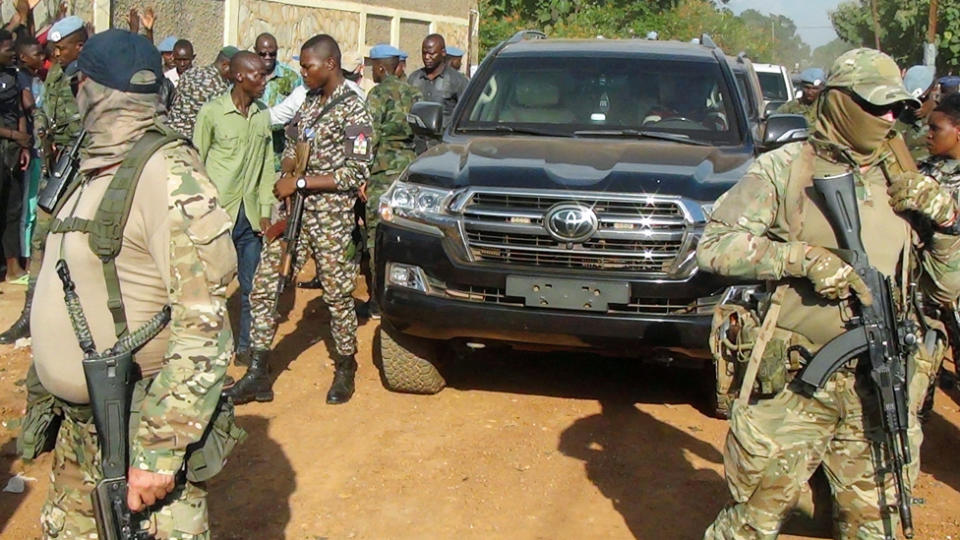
[737,286,786,405]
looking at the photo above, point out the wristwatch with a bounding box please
[296,177,307,190]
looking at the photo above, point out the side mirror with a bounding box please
[408,102,443,137]
[762,113,808,151]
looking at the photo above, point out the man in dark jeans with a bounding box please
[0,29,28,281]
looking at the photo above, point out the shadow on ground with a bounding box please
[208,415,295,539]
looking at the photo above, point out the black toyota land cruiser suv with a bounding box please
[372,32,806,399]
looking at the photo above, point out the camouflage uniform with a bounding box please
[166,64,230,139]
[699,49,960,539]
[248,82,371,355]
[33,76,236,538]
[920,155,960,201]
[775,99,817,127]
[365,75,421,266]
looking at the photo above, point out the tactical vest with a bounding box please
[48,125,186,338]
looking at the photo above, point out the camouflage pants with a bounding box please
[704,355,934,540]
[40,405,209,539]
[249,208,358,355]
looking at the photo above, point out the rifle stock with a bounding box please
[797,171,914,538]
[37,128,86,214]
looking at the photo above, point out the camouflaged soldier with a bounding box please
[0,16,87,344]
[360,44,420,317]
[29,30,237,538]
[226,34,372,406]
[775,67,824,126]
[699,48,960,539]
[166,46,238,139]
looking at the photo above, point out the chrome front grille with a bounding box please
[459,190,690,275]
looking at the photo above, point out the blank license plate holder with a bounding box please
[505,276,630,312]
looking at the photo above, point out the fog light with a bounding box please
[386,263,428,292]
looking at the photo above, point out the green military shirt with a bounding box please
[193,92,276,230]
[367,75,421,177]
[38,62,80,147]
[775,99,817,127]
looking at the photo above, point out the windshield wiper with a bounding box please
[572,129,709,146]
[457,125,570,137]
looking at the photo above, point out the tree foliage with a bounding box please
[831,0,960,71]
[478,0,812,68]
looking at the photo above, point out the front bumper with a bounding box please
[375,222,749,358]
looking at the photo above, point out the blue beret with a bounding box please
[446,46,464,57]
[799,68,825,86]
[157,36,177,53]
[70,29,162,94]
[903,65,935,98]
[398,50,408,61]
[48,16,85,43]
[367,44,401,60]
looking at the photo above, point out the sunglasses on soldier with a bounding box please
[844,89,907,119]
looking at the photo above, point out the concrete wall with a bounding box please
[238,0,363,67]
[110,0,224,64]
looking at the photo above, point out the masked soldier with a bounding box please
[0,16,86,344]
[700,48,960,538]
[226,34,372,406]
[28,30,238,537]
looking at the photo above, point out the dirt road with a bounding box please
[0,280,959,539]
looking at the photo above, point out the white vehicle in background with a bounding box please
[753,63,793,114]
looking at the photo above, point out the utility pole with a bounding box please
[871,0,882,50]
[926,0,939,66]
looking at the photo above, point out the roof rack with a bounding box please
[507,30,547,44]
[700,34,718,49]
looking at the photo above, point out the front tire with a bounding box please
[377,320,446,394]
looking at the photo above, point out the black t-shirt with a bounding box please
[0,67,21,130]
[15,69,32,135]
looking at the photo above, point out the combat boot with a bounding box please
[0,285,33,344]
[224,349,273,404]
[326,352,357,405]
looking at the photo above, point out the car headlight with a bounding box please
[380,180,455,225]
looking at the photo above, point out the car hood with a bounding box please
[407,136,754,201]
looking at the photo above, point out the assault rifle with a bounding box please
[794,172,914,539]
[264,141,310,308]
[37,128,86,213]
[56,259,170,540]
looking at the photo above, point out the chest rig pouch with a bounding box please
[709,144,828,412]
[49,124,245,482]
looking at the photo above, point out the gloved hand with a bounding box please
[785,245,873,305]
[888,170,959,227]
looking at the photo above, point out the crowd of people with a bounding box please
[0,2,475,537]
[8,0,960,537]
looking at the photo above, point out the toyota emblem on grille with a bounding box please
[544,203,598,243]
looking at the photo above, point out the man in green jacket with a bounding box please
[194,51,275,362]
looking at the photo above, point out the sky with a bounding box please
[724,0,844,49]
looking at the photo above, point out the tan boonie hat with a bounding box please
[341,51,363,74]
[825,48,920,108]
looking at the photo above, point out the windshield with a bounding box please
[757,71,789,101]
[457,56,743,145]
